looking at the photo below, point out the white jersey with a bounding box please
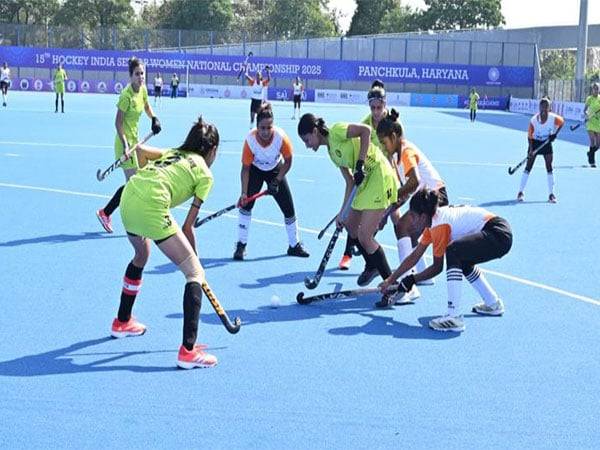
[242,126,293,171]
[0,67,10,82]
[421,205,495,257]
[528,112,564,141]
[249,79,268,101]
[154,77,163,88]
[293,82,303,96]
[395,139,444,190]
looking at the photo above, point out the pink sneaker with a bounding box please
[96,209,113,233]
[177,344,218,369]
[110,316,146,338]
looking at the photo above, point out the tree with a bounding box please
[380,4,420,34]
[347,0,396,36]
[0,0,59,24]
[55,0,133,28]
[418,0,504,31]
[540,50,575,80]
[156,0,233,31]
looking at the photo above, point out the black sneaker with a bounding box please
[287,242,309,257]
[233,241,246,260]
[357,267,378,286]
[587,150,594,166]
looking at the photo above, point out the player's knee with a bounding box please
[445,243,461,268]
[178,254,205,284]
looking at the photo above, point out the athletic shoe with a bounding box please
[357,267,379,286]
[287,242,309,257]
[429,315,465,332]
[2,102,6,107]
[516,192,524,202]
[587,150,594,165]
[472,299,505,316]
[548,194,557,204]
[96,209,113,233]
[338,254,352,270]
[233,241,247,260]
[177,344,217,369]
[110,316,147,338]
[407,286,421,301]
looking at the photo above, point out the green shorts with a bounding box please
[352,162,398,210]
[586,118,600,134]
[114,135,139,170]
[120,186,177,241]
[55,82,65,94]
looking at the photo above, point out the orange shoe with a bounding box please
[110,316,146,338]
[96,209,113,233]
[177,344,218,369]
[338,254,352,270]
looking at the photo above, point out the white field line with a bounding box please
[1,181,598,307]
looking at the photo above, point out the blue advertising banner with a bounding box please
[458,95,509,110]
[267,87,315,102]
[0,45,534,87]
[410,93,459,108]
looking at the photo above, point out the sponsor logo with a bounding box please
[488,67,500,82]
[20,79,30,90]
[33,79,43,91]
[97,81,107,93]
[67,80,77,92]
[81,81,90,92]
[114,82,123,94]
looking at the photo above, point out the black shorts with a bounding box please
[532,139,553,156]
[242,164,295,219]
[293,94,301,108]
[0,81,8,91]
[154,86,162,96]
[250,98,263,114]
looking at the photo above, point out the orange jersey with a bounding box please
[395,139,444,190]
[242,126,292,171]
[420,205,495,257]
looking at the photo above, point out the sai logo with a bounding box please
[488,67,500,82]
[81,81,90,92]
[33,79,44,91]
[97,81,107,93]
[19,78,30,91]
[114,82,123,94]
[67,80,76,92]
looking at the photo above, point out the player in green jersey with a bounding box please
[469,88,480,122]
[584,82,600,167]
[96,57,161,233]
[110,117,220,370]
[298,114,398,287]
[53,63,67,113]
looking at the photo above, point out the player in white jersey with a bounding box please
[1,62,11,107]
[153,73,163,106]
[376,108,448,296]
[291,76,303,119]
[245,66,271,127]
[517,97,564,203]
[380,188,512,332]
[233,103,309,260]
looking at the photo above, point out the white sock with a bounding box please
[446,267,463,316]
[519,171,529,193]
[466,266,498,306]
[396,237,413,276]
[285,217,299,247]
[547,172,554,195]
[237,210,251,244]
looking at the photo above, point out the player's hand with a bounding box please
[238,194,248,207]
[548,133,557,143]
[335,211,345,229]
[353,160,365,186]
[151,116,162,135]
[379,277,393,293]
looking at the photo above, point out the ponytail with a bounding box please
[178,116,220,157]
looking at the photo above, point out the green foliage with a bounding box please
[0,0,59,24]
[418,0,504,31]
[380,4,420,34]
[156,0,233,32]
[540,50,576,80]
[347,0,396,36]
[54,0,133,28]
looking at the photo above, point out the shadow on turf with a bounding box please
[167,292,456,340]
[478,199,552,207]
[239,268,358,289]
[0,336,212,376]
[0,232,124,247]
[146,255,288,275]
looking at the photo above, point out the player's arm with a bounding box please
[144,99,156,120]
[115,109,129,152]
[397,166,419,204]
[345,123,371,162]
[135,144,164,167]
[335,167,354,226]
[182,196,203,254]
[239,164,251,205]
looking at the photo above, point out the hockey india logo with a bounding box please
[488,67,500,82]
[335,149,342,157]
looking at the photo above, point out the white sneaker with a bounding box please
[429,315,465,332]
[405,286,420,302]
[472,299,504,316]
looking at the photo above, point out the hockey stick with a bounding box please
[96,132,154,181]
[571,109,600,131]
[194,190,268,228]
[296,284,408,305]
[304,186,358,289]
[237,51,253,80]
[317,215,336,240]
[507,139,550,175]
[201,281,241,334]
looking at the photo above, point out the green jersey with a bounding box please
[116,84,148,147]
[361,113,384,149]
[127,149,214,208]
[327,122,388,174]
[54,68,67,85]
[469,92,480,109]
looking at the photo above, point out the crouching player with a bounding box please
[110,117,220,369]
[379,188,512,333]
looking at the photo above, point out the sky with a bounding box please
[329,0,600,34]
